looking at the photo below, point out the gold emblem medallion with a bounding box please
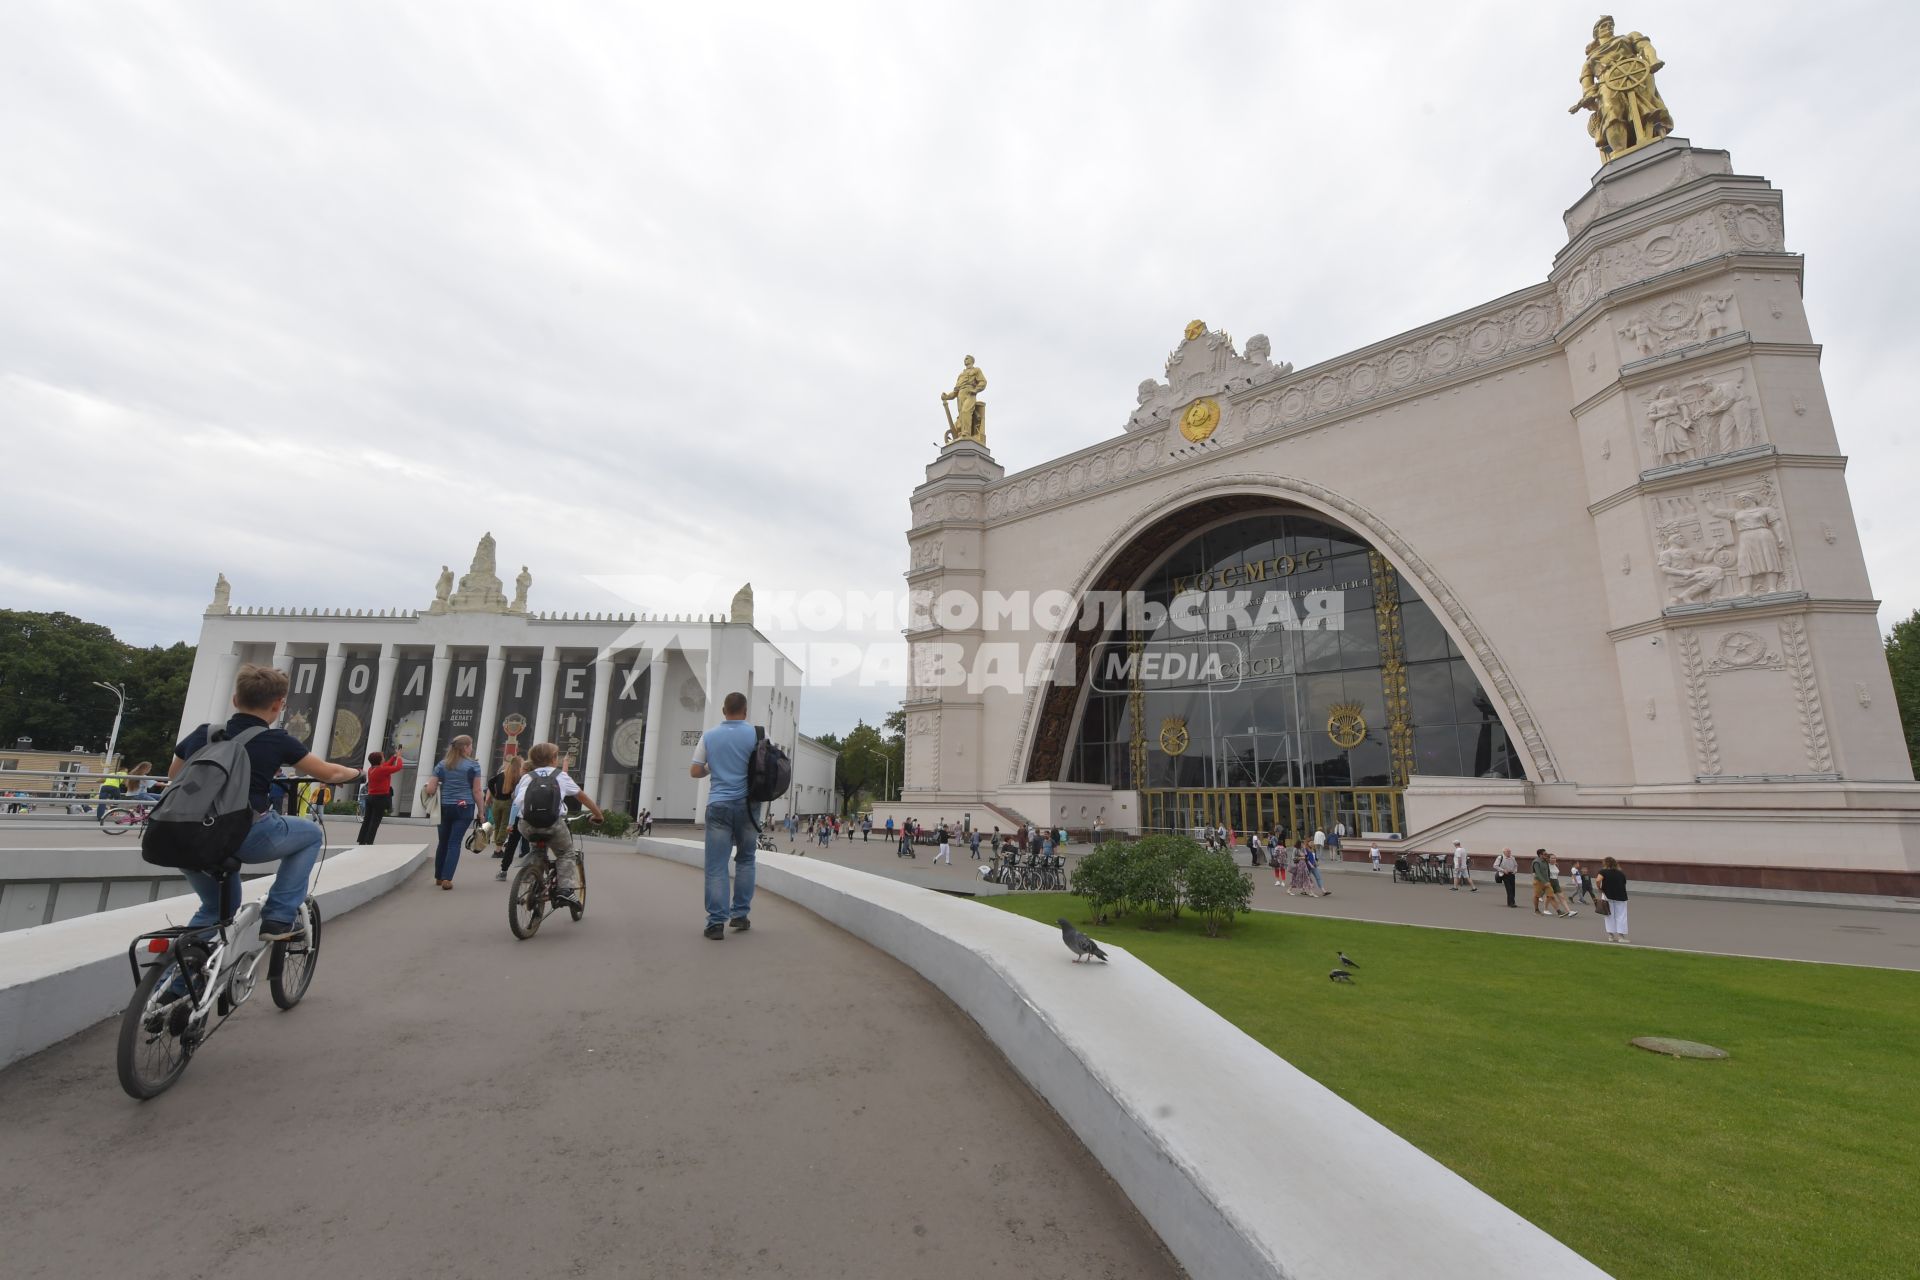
[1179,396,1221,443]
[1184,319,1207,341]
[1327,701,1368,749]
[1158,716,1191,756]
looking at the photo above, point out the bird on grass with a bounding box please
[1329,969,1354,983]
[1338,951,1358,969]
[1057,919,1109,964]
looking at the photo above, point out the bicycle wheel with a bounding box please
[508,863,546,939]
[269,897,322,1009]
[117,959,195,1099]
[99,807,141,836]
[570,853,586,922]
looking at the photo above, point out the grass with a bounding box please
[982,893,1920,1280]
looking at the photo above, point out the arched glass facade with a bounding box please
[1064,510,1524,836]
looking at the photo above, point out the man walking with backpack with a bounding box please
[690,691,761,940]
[160,664,365,939]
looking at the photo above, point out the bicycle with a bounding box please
[115,800,334,1100]
[98,801,155,836]
[507,832,587,939]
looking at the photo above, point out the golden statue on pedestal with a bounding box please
[1569,15,1673,162]
[941,355,988,446]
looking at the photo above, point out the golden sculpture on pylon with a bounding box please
[941,355,988,446]
[1569,15,1673,162]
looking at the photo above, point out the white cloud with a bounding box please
[2,0,1916,737]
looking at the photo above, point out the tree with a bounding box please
[0,611,197,766]
[1184,850,1255,937]
[1888,608,1920,774]
[833,721,891,814]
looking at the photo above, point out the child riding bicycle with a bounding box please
[509,741,603,909]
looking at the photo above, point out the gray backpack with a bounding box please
[141,724,266,874]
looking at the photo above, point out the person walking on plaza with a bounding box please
[1531,848,1554,914]
[862,814,872,842]
[357,748,405,844]
[422,734,482,889]
[1270,840,1285,886]
[491,758,525,878]
[170,664,364,938]
[1331,820,1346,857]
[690,690,759,939]
[1570,863,1592,904]
[1598,856,1631,941]
[1493,847,1519,907]
[933,820,952,864]
[485,758,515,856]
[1369,843,1382,871]
[969,828,983,860]
[1546,854,1576,916]
[1450,840,1476,891]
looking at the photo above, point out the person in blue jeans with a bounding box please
[169,664,364,938]
[690,691,758,940]
[422,734,484,889]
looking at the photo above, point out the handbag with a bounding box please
[1596,897,1611,916]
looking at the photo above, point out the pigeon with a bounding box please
[1338,951,1358,969]
[1058,919,1109,964]
[1329,968,1354,983]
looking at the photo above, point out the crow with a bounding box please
[1338,951,1358,969]
[1329,968,1355,983]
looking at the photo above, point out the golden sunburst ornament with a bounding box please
[1184,319,1206,341]
[1327,702,1368,750]
[1159,716,1190,756]
[1179,396,1220,443]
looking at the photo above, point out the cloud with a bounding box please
[3,0,1917,739]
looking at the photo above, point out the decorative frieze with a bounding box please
[1675,629,1721,776]
[1637,365,1765,469]
[1779,617,1833,773]
[1558,201,1784,317]
[1616,289,1740,361]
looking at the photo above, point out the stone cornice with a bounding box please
[1588,451,1847,517]
[1605,596,1881,642]
[1565,337,1822,420]
[1556,251,1802,342]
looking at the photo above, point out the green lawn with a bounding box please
[982,893,1920,1280]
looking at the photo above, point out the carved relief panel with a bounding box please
[1674,617,1832,778]
[1654,473,1797,607]
[1616,289,1743,362]
[1636,364,1766,471]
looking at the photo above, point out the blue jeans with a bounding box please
[435,802,475,881]
[703,800,758,926]
[183,812,325,926]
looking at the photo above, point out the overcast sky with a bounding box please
[4,1,1916,735]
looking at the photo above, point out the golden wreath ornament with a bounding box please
[1326,701,1368,750]
[1158,716,1191,756]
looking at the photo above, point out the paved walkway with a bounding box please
[0,847,1180,1279]
[785,831,1920,971]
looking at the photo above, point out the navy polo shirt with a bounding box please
[175,713,311,814]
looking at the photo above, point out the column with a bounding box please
[693,645,720,818]
[206,646,241,725]
[636,648,669,818]
[311,642,346,764]
[585,654,615,802]
[365,644,400,756]
[533,645,560,743]
[475,644,506,773]
[413,644,452,810]
[270,642,295,727]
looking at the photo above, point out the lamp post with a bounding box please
[92,681,128,772]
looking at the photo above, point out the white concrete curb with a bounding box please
[636,836,1610,1280]
[0,842,428,1069]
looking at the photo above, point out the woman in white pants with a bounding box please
[1598,856,1631,941]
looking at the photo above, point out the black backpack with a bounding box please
[142,724,265,874]
[747,727,792,805]
[521,769,565,828]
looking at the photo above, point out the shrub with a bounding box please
[592,810,633,838]
[1129,833,1202,916]
[1184,850,1255,937]
[1070,841,1129,921]
[324,799,359,815]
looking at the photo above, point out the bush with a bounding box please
[324,799,359,815]
[1069,841,1129,921]
[592,810,633,838]
[1184,850,1255,937]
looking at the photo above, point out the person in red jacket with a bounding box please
[358,749,406,845]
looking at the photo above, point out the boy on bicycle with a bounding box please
[169,664,364,939]
[510,740,603,908]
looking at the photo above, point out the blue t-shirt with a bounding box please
[433,758,482,807]
[175,714,311,815]
[695,719,757,804]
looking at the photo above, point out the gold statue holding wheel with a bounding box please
[1569,15,1673,162]
[941,355,988,446]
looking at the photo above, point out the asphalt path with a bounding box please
[0,846,1181,1280]
[787,830,1920,971]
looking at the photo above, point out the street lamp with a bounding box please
[92,681,128,771]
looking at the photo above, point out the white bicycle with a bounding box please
[115,805,332,1100]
